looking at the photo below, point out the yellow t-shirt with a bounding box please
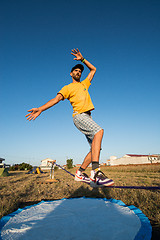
[58,77,94,116]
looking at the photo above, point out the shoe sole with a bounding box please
[75,176,90,184]
[90,180,114,188]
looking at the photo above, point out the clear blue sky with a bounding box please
[1,0,160,166]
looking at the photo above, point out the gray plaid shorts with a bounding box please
[73,112,103,146]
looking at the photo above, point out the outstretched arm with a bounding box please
[71,48,96,82]
[26,93,63,121]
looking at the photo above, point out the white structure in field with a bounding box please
[0,158,5,168]
[107,154,160,166]
[39,158,56,170]
[0,158,10,168]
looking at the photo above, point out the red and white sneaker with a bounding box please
[90,170,114,188]
[75,170,90,184]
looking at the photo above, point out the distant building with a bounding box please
[39,158,56,170]
[148,154,160,163]
[107,154,160,166]
[75,163,92,168]
[100,162,106,166]
[75,164,81,168]
[106,156,117,166]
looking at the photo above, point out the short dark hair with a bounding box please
[71,64,84,73]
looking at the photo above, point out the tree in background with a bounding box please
[66,159,73,169]
[9,162,33,171]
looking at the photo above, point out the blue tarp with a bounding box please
[0,197,152,240]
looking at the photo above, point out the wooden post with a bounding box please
[45,160,58,183]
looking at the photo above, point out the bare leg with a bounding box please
[80,151,92,170]
[80,129,104,170]
[91,129,104,162]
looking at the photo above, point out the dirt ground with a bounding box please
[0,164,160,239]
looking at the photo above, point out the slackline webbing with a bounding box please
[55,163,160,190]
[56,163,75,177]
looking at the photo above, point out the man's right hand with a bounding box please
[25,108,42,121]
[71,48,83,61]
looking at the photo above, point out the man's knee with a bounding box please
[98,129,104,136]
[95,129,104,138]
[101,129,104,135]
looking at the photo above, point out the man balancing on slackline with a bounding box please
[26,48,114,187]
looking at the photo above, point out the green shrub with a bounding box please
[9,163,33,171]
[66,159,73,169]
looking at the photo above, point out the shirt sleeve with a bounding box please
[58,85,69,100]
[81,77,91,90]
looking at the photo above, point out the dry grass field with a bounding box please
[0,164,160,239]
